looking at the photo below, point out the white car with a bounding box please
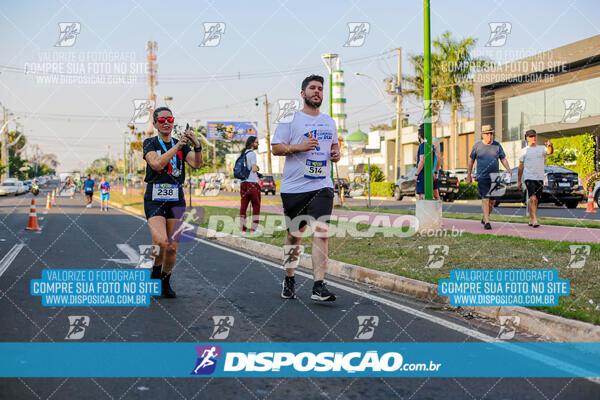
[0,180,28,196]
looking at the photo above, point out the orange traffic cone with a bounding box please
[586,187,595,213]
[46,193,52,209]
[26,199,40,230]
[51,189,56,202]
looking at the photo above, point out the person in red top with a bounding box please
[239,136,261,233]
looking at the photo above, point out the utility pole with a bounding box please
[1,106,7,183]
[394,48,403,179]
[147,41,157,138]
[256,94,273,175]
[423,0,433,200]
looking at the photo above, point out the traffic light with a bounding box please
[255,97,259,106]
[106,165,114,173]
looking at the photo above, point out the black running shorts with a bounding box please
[143,184,186,220]
[280,188,334,232]
[525,180,543,199]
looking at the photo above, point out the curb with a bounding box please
[105,197,600,342]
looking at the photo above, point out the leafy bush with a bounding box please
[456,181,479,200]
[368,181,395,197]
[363,164,385,182]
[546,133,595,178]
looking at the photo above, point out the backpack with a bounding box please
[233,150,251,180]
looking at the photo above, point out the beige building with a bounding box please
[474,34,600,169]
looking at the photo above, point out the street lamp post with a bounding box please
[423,0,433,201]
[321,53,339,182]
[123,131,128,194]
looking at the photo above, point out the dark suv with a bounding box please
[494,166,584,208]
[394,168,459,202]
[334,178,350,197]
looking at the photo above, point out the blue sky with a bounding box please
[1,0,599,171]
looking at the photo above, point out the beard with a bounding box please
[304,95,322,108]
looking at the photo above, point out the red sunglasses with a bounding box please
[156,116,174,123]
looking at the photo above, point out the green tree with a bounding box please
[363,164,385,182]
[401,31,493,169]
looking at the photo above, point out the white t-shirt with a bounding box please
[519,145,547,181]
[272,110,338,194]
[244,150,258,183]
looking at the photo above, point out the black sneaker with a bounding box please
[160,272,177,298]
[484,222,492,230]
[311,281,336,302]
[281,276,296,299]
[481,218,485,225]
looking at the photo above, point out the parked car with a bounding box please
[437,170,459,202]
[394,168,458,202]
[0,179,28,196]
[227,179,241,192]
[258,175,276,195]
[451,168,476,182]
[333,178,351,197]
[494,166,584,208]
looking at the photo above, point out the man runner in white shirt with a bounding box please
[271,75,341,301]
[518,129,553,227]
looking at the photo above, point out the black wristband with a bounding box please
[194,145,202,152]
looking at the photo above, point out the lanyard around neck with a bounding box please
[157,137,177,169]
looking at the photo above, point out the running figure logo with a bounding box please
[420,100,444,124]
[199,23,226,47]
[354,316,379,340]
[130,99,155,124]
[210,316,234,340]
[137,245,160,269]
[497,316,520,340]
[486,22,511,47]
[65,316,90,340]
[275,99,301,123]
[344,22,370,47]
[55,22,81,47]
[170,207,204,243]
[426,245,449,269]
[487,172,509,197]
[191,345,222,375]
[566,245,590,269]
[562,99,586,123]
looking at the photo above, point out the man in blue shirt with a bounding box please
[82,175,95,208]
[466,126,512,230]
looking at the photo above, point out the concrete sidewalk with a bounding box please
[197,198,600,243]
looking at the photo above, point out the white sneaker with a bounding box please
[86,204,92,208]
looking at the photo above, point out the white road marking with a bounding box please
[0,243,25,277]
[122,209,599,380]
[103,244,139,265]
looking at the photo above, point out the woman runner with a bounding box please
[142,107,203,298]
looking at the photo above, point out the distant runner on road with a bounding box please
[142,107,204,298]
[82,175,94,208]
[99,176,110,212]
[271,74,341,302]
[238,135,262,234]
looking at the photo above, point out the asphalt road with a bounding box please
[0,183,599,399]
[218,190,600,221]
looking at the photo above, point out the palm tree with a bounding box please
[402,31,493,169]
[434,31,492,169]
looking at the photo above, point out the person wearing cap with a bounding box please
[466,125,511,230]
[518,129,553,228]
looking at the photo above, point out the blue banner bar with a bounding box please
[1,342,599,378]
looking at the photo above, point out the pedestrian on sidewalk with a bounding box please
[414,124,440,200]
[518,129,553,228]
[272,74,340,302]
[466,125,511,230]
[238,136,262,234]
[142,106,204,298]
[99,176,111,211]
[82,175,95,208]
